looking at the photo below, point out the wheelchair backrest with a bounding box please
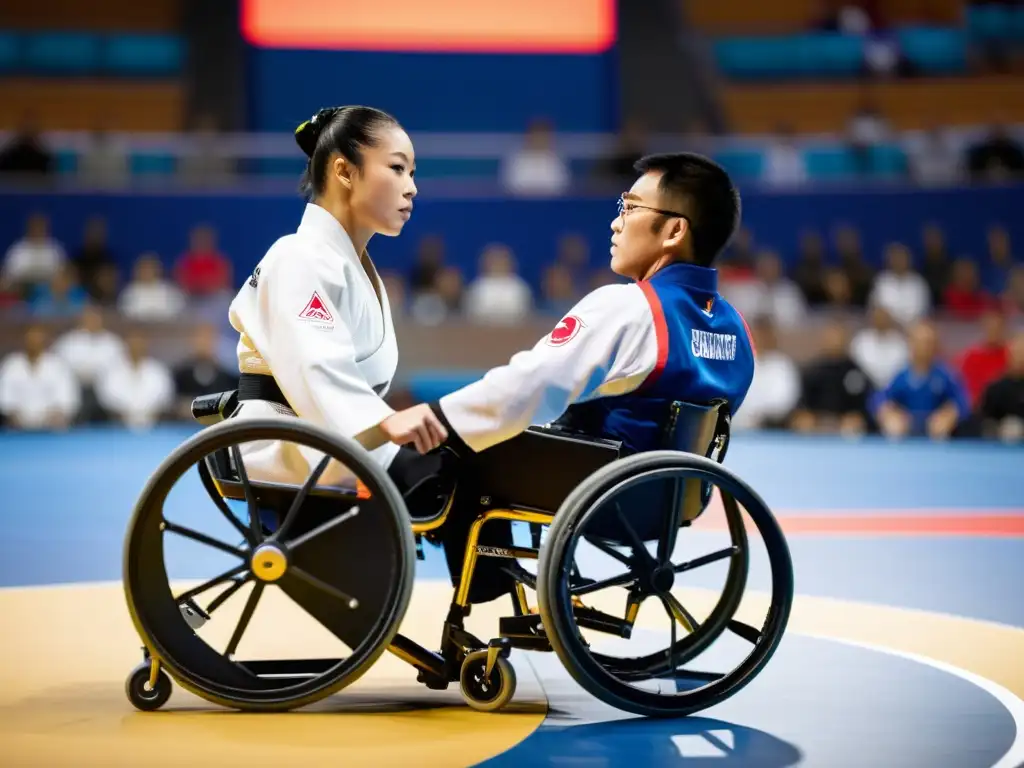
[663,399,730,523]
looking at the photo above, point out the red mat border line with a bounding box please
[701,514,1024,537]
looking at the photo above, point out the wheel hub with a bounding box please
[650,565,675,594]
[251,543,288,582]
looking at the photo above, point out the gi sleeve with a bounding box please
[256,243,396,441]
[438,284,658,452]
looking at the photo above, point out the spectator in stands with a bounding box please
[592,117,648,188]
[846,97,891,177]
[29,264,88,318]
[966,122,1024,182]
[95,331,174,430]
[463,244,533,324]
[728,250,807,329]
[907,126,962,187]
[90,263,122,309]
[978,330,1024,443]
[0,324,79,431]
[1003,265,1024,317]
[177,114,235,187]
[52,304,127,423]
[833,225,874,305]
[118,253,187,321]
[554,233,591,284]
[379,270,407,319]
[501,118,571,197]
[983,225,1017,295]
[175,225,232,297]
[920,223,951,306]
[72,216,116,300]
[1,213,66,297]
[958,308,1009,407]
[539,264,578,317]
[763,125,808,188]
[717,228,756,282]
[0,112,53,177]
[871,320,970,440]
[850,304,909,388]
[822,267,856,310]
[77,127,129,188]
[868,242,930,326]
[790,318,872,436]
[731,316,802,431]
[943,258,996,319]
[408,235,446,295]
[410,265,465,326]
[171,323,238,420]
[792,231,829,306]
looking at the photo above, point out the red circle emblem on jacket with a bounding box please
[547,315,584,346]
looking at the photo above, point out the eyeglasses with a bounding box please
[617,193,687,220]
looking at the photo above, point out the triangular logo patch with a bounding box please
[299,291,334,323]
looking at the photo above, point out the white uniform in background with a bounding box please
[95,357,175,429]
[228,203,400,485]
[0,351,80,429]
[52,329,128,386]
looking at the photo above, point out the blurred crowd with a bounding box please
[2,207,1022,443]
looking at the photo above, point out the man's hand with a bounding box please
[379,403,448,454]
[877,401,910,439]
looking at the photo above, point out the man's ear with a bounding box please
[662,217,689,253]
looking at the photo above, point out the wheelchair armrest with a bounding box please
[191,390,239,426]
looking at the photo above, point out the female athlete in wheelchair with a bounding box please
[122,108,794,718]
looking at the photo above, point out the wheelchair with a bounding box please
[122,389,794,718]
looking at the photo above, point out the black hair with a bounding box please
[295,105,400,200]
[632,152,741,268]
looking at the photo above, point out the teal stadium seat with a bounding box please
[896,27,967,73]
[714,34,863,79]
[130,153,177,177]
[102,34,183,76]
[0,32,19,73]
[804,146,857,179]
[24,32,100,74]
[712,148,764,182]
[967,5,1013,42]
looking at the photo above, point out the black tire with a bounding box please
[123,416,416,712]
[537,450,793,718]
[126,662,172,712]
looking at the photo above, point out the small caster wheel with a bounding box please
[459,650,516,712]
[125,662,172,712]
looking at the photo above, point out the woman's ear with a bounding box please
[334,156,353,190]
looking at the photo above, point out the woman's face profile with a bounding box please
[342,125,418,237]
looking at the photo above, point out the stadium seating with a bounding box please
[0,31,183,77]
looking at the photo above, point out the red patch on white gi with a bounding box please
[299,291,334,324]
[547,315,585,347]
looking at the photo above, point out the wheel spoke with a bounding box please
[162,520,247,560]
[286,506,360,550]
[198,459,254,546]
[570,570,636,597]
[224,581,264,658]
[205,576,251,615]
[614,503,655,569]
[582,535,632,567]
[660,594,679,674]
[656,477,685,565]
[663,591,699,634]
[289,566,360,609]
[230,445,262,544]
[728,619,761,645]
[273,454,331,542]
[175,563,248,603]
[672,546,739,575]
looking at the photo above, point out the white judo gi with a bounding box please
[228,203,401,485]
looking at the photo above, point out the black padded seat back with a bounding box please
[664,400,727,523]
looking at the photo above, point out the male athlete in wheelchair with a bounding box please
[122,129,794,718]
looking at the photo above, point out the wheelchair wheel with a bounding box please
[125,661,172,712]
[123,417,416,712]
[536,450,793,718]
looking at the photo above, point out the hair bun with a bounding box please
[294,107,341,158]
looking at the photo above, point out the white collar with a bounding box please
[297,203,360,262]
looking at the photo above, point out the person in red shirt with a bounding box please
[174,225,232,296]
[943,258,996,320]
[958,308,1009,406]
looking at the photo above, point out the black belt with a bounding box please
[238,373,289,407]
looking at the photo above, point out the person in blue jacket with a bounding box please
[871,320,971,439]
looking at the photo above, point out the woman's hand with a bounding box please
[379,404,448,454]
